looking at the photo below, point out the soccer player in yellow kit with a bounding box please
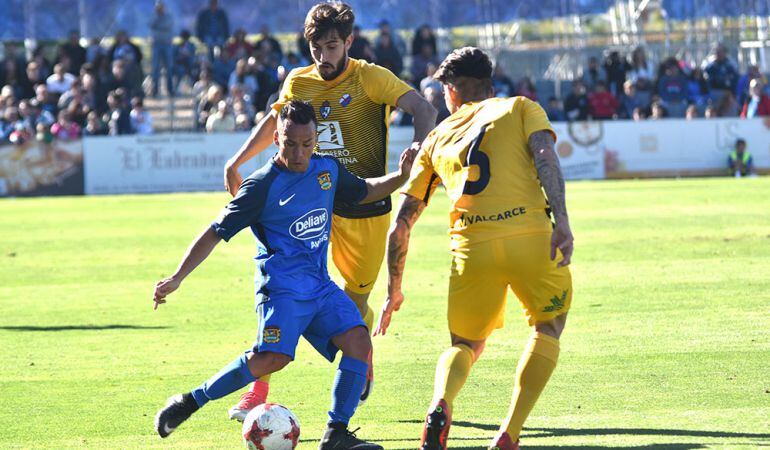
[224,2,437,420]
[375,47,574,450]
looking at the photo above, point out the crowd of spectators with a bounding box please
[2,0,770,144]
[543,44,770,122]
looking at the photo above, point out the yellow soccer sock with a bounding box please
[432,344,475,411]
[501,332,560,440]
[362,305,375,332]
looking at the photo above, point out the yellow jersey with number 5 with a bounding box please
[403,96,556,249]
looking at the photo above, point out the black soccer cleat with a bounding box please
[154,393,199,438]
[318,424,384,450]
[420,399,451,450]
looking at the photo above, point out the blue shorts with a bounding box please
[253,282,366,362]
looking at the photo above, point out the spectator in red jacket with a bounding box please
[740,78,770,118]
[588,81,619,119]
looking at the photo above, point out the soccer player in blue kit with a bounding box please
[152,100,415,450]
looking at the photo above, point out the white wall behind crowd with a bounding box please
[81,118,769,195]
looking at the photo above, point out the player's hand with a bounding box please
[550,220,574,267]
[153,277,181,310]
[373,290,404,336]
[224,162,243,197]
[397,144,418,178]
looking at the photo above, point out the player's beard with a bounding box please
[318,55,348,81]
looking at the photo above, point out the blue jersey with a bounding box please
[211,154,368,301]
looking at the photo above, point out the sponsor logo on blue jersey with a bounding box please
[290,208,328,240]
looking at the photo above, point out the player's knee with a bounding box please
[335,326,371,360]
[451,334,486,361]
[246,351,292,377]
[344,289,371,315]
[535,313,567,339]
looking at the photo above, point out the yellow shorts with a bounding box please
[447,232,572,340]
[330,213,390,295]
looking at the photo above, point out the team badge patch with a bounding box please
[339,93,352,107]
[320,100,331,119]
[263,326,281,344]
[317,171,332,190]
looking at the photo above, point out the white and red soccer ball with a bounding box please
[242,403,300,450]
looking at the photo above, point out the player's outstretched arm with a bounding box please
[374,193,426,336]
[529,130,574,267]
[358,145,418,204]
[223,111,278,196]
[153,227,222,309]
[396,90,438,143]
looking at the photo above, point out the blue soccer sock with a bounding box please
[190,352,257,408]
[328,355,368,425]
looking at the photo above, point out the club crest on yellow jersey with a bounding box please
[320,100,331,119]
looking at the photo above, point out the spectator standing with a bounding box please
[46,63,76,96]
[411,24,437,57]
[656,64,689,116]
[255,25,283,63]
[348,26,376,62]
[687,67,710,108]
[150,0,175,98]
[588,81,618,119]
[583,56,605,90]
[375,20,406,57]
[51,110,81,140]
[374,33,403,76]
[58,30,86,76]
[86,38,106,64]
[196,0,230,61]
[130,97,153,134]
[628,46,653,91]
[228,58,258,99]
[603,51,630,96]
[18,61,44,100]
[173,30,198,91]
[728,138,754,177]
[736,65,762,105]
[515,76,537,101]
[740,78,770,118]
[492,64,515,97]
[703,44,739,92]
[419,63,441,94]
[109,30,144,91]
[564,80,589,121]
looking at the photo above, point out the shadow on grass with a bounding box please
[0,324,170,332]
[397,421,770,440]
[391,445,707,450]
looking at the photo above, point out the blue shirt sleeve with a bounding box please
[330,157,368,206]
[211,177,268,242]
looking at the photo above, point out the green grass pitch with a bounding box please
[1,177,769,449]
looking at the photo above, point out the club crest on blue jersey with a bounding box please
[320,100,331,119]
[339,93,352,107]
[317,171,332,190]
[263,326,281,343]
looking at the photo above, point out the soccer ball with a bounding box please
[242,403,300,450]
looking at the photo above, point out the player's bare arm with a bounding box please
[373,193,426,336]
[396,90,438,143]
[528,129,574,267]
[153,227,222,309]
[358,147,417,204]
[224,111,278,196]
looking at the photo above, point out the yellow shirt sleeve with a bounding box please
[270,68,300,113]
[359,61,413,106]
[402,138,440,203]
[520,97,557,143]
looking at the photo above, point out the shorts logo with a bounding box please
[339,93,351,107]
[317,171,332,190]
[289,208,328,240]
[320,100,331,119]
[542,290,568,313]
[263,326,281,344]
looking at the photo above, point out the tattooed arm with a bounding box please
[373,194,427,336]
[528,130,574,267]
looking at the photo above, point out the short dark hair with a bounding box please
[736,138,746,146]
[279,100,317,127]
[434,47,493,100]
[304,2,355,43]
